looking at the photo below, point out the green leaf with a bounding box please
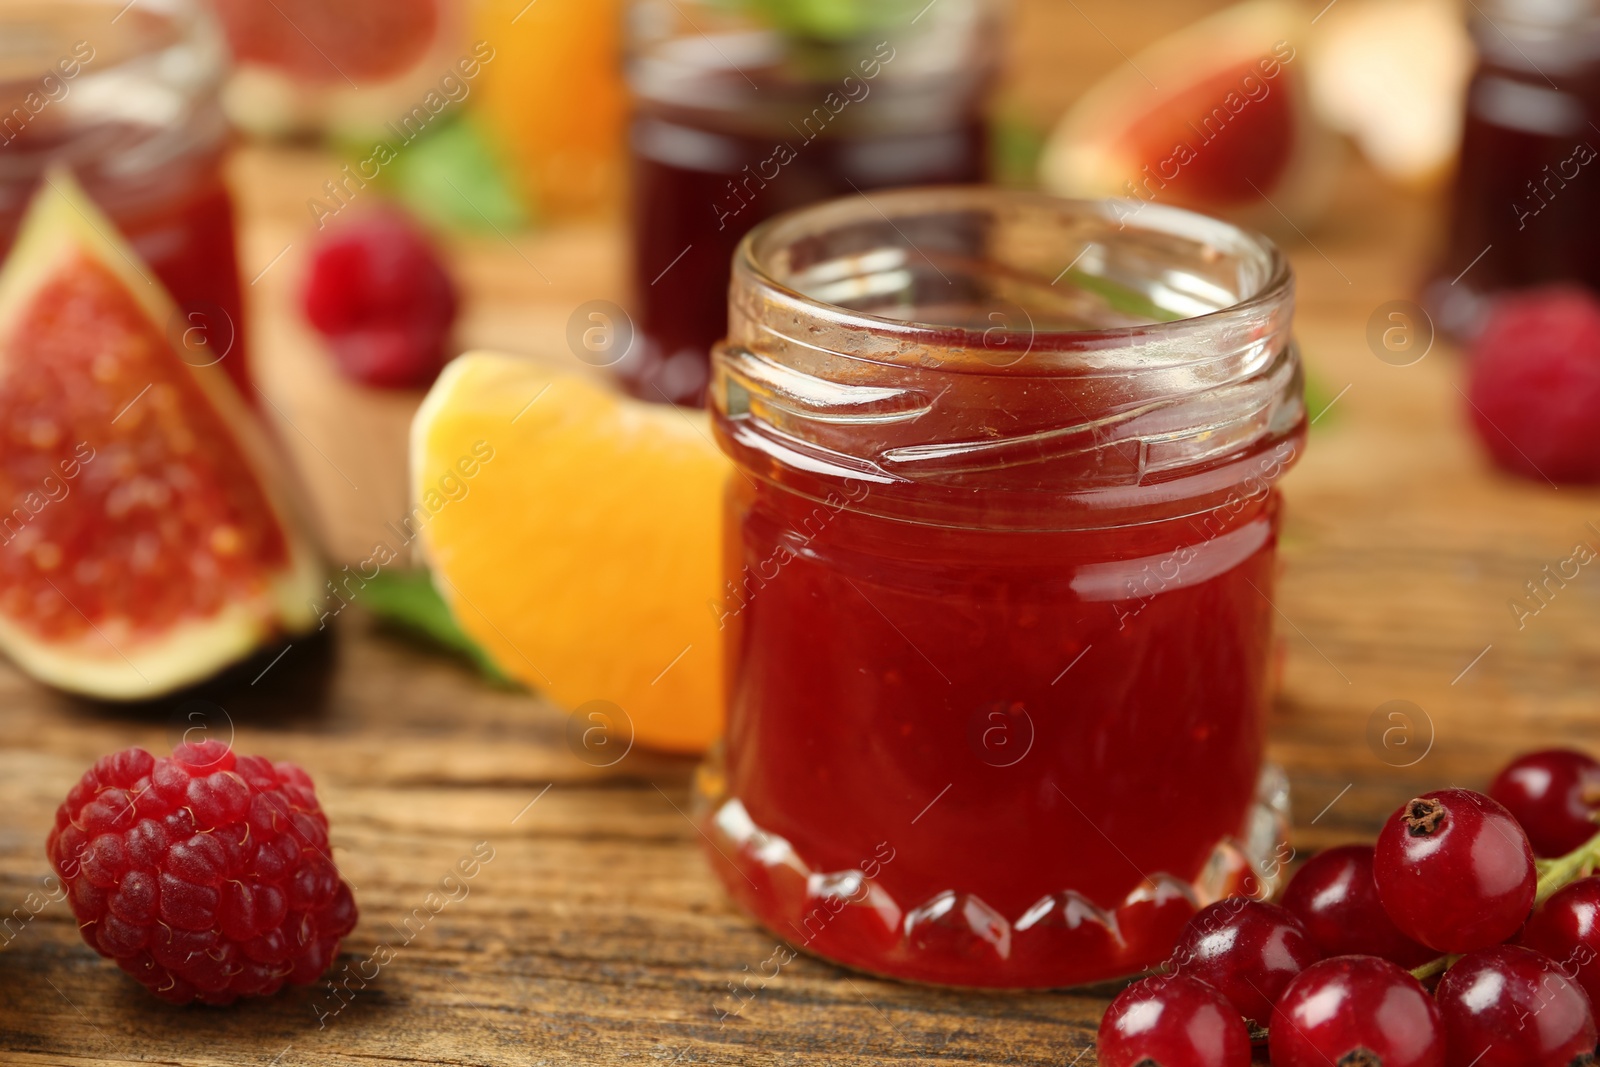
[373,114,532,234]
[1302,362,1342,432]
[359,568,518,687]
[713,0,924,42]
[1058,270,1187,324]
[991,103,1048,189]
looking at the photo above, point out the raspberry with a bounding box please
[46,741,357,1005]
[302,206,459,389]
[1465,285,1600,484]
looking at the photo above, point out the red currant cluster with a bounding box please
[1097,748,1600,1067]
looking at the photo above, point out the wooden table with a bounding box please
[5,2,1593,1063]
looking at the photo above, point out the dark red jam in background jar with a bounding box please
[1427,0,1600,336]
[621,0,1001,406]
[698,188,1303,988]
[0,0,248,391]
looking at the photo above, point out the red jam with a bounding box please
[0,5,249,392]
[622,3,999,405]
[1427,3,1600,335]
[701,189,1302,987]
[627,118,987,406]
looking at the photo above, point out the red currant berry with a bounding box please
[1282,845,1434,968]
[1521,876,1600,1009]
[1270,956,1445,1067]
[1436,945,1597,1067]
[1489,749,1600,858]
[1167,898,1319,1025]
[1097,973,1252,1067]
[1374,789,1537,953]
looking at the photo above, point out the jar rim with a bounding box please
[734,185,1293,374]
[714,186,1302,530]
[0,0,212,84]
[0,0,228,189]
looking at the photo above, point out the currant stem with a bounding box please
[1534,826,1600,908]
[1408,954,1458,981]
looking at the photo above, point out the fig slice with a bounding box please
[0,172,323,699]
[1040,0,1338,231]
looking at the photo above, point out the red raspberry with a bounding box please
[46,741,357,1005]
[302,206,459,389]
[1465,285,1600,484]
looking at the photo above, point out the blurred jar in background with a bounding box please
[473,0,627,219]
[0,0,248,391]
[622,0,1004,406]
[1428,0,1600,337]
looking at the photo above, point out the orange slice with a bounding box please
[472,0,626,216]
[410,354,729,753]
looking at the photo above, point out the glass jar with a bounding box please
[697,187,1302,988]
[0,0,247,389]
[1426,0,1600,337]
[621,0,1003,405]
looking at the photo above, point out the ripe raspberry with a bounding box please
[46,741,357,1005]
[1465,285,1600,483]
[302,206,459,389]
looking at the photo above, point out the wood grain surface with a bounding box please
[3,1,1589,1064]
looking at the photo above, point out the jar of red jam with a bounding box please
[1427,0,1600,336]
[621,0,1001,405]
[0,0,249,390]
[698,188,1303,988]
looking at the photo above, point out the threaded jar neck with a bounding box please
[712,187,1302,531]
